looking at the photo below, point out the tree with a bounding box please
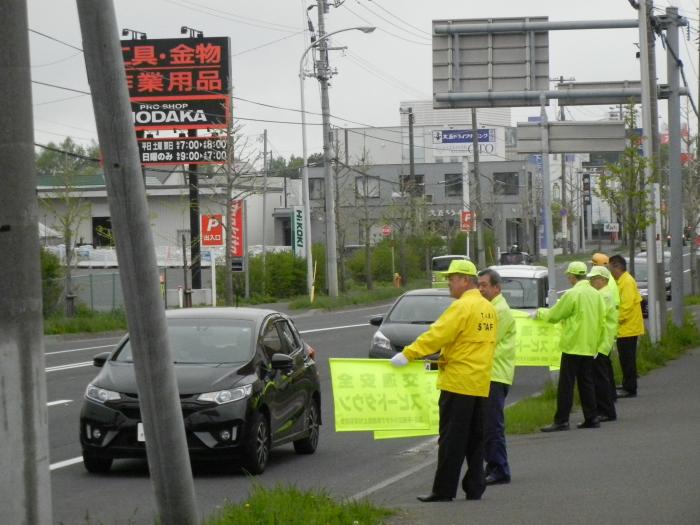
[37,138,99,316]
[596,104,655,272]
[682,135,700,293]
[268,154,304,179]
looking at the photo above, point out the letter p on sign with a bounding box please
[201,214,224,246]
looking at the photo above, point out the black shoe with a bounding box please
[417,493,453,502]
[540,422,570,433]
[599,415,617,422]
[577,418,601,429]
[616,389,637,398]
[485,473,511,485]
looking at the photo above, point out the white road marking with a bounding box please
[350,458,436,501]
[299,323,369,334]
[47,399,72,407]
[46,344,116,356]
[46,361,92,373]
[50,457,83,471]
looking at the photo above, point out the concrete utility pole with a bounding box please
[558,87,568,254]
[0,1,52,522]
[471,108,486,268]
[664,7,685,326]
[540,94,558,306]
[408,107,415,180]
[76,2,199,524]
[261,128,268,290]
[639,0,661,343]
[317,0,339,297]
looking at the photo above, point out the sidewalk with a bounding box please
[372,343,700,524]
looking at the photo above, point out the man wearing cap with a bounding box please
[588,265,619,421]
[535,261,606,432]
[391,259,497,502]
[608,254,645,398]
[477,268,517,486]
[592,253,620,303]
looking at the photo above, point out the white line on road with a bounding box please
[47,399,72,407]
[350,458,436,501]
[299,323,369,334]
[50,457,83,471]
[46,344,116,356]
[46,361,92,373]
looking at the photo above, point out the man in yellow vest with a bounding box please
[588,265,619,421]
[536,261,606,432]
[477,268,516,485]
[608,255,645,397]
[391,259,497,502]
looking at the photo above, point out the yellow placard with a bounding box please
[329,359,435,432]
[511,310,562,368]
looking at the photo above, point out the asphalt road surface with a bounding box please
[46,302,551,524]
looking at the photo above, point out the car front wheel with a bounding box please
[242,412,270,475]
[293,400,320,455]
[82,450,113,473]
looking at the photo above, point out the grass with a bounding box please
[684,294,700,305]
[44,307,127,335]
[505,312,700,435]
[289,280,430,311]
[204,484,394,525]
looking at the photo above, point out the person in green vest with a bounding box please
[535,261,606,432]
[477,268,517,485]
[587,265,619,421]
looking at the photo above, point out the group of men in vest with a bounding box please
[389,252,644,502]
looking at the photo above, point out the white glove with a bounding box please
[390,352,409,367]
[529,311,538,320]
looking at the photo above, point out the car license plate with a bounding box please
[137,422,145,442]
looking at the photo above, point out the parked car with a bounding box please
[368,288,453,358]
[498,251,535,265]
[629,256,671,300]
[80,307,321,475]
[431,254,471,288]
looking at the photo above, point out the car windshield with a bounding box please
[432,256,467,272]
[500,277,540,309]
[632,260,648,282]
[113,318,255,364]
[387,295,454,323]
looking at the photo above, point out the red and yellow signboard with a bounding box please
[201,214,224,247]
[229,200,244,258]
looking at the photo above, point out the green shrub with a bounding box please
[44,306,127,335]
[41,248,63,317]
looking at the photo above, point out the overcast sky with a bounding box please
[28,0,699,165]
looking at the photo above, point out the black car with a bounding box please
[80,307,321,475]
[368,288,454,358]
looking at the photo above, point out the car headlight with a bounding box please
[85,384,121,403]
[197,384,252,405]
[371,330,392,351]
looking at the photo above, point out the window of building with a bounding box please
[399,174,424,197]
[444,173,462,197]
[355,175,380,198]
[309,178,325,200]
[493,172,519,195]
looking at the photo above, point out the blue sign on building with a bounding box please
[433,129,495,144]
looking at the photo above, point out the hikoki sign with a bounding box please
[291,206,306,258]
[329,312,562,440]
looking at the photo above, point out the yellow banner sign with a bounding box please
[329,359,436,432]
[511,310,562,367]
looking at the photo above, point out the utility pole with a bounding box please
[1,1,52,522]
[261,129,268,291]
[408,107,415,180]
[664,7,685,326]
[317,0,339,297]
[76,2,199,524]
[471,108,486,268]
[639,0,661,343]
[558,79,568,254]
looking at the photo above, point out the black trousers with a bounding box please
[554,353,597,424]
[617,336,638,394]
[432,391,485,499]
[593,353,617,419]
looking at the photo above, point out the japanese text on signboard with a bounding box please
[229,200,244,258]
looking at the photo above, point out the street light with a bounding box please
[299,26,375,298]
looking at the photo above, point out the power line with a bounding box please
[29,28,82,51]
[164,0,300,33]
[354,0,431,41]
[364,0,432,37]
[32,51,82,69]
[342,4,431,46]
[232,30,306,57]
[32,79,89,95]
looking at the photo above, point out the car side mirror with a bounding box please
[271,353,294,371]
[369,315,383,326]
[93,352,111,368]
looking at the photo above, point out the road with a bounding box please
[46,302,551,524]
